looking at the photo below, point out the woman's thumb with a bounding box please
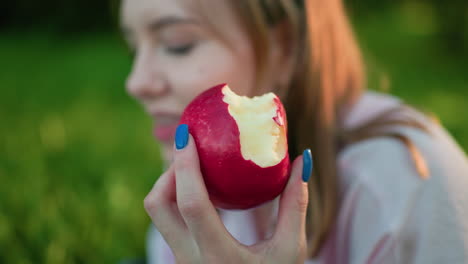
[274,149,313,241]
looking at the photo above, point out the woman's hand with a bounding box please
[144,125,313,264]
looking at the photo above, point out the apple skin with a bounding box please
[179,83,291,210]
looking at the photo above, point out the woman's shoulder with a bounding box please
[338,90,468,197]
[332,91,468,262]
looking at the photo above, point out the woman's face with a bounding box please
[121,0,284,162]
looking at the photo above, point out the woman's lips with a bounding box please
[150,111,181,143]
[153,123,179,143]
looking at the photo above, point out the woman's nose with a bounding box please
[126,52,167,101]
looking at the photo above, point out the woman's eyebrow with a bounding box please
[120,16,198,38]
[148,16,199,33]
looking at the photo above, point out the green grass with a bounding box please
[0,10,467,264]
[355,7,468,148]
[0,32,163,263]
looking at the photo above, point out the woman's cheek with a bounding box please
[168,41,256,105]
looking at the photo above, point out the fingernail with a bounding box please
[302,149,313,182]
[175,124,189,150]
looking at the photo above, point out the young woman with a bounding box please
[120,0,468,263]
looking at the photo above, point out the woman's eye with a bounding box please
[165,43,195,55]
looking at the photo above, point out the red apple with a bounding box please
[179,83,291,209]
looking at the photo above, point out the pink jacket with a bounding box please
[147,92,468,263]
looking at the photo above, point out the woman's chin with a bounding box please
[161,143,174,165]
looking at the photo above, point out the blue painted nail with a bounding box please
[302,149,313,182]
[175,124,189,150]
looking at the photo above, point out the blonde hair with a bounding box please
[225,0,429,257]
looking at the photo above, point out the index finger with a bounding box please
[173,125,233,252]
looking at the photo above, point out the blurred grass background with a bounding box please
[0,0,467,263]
